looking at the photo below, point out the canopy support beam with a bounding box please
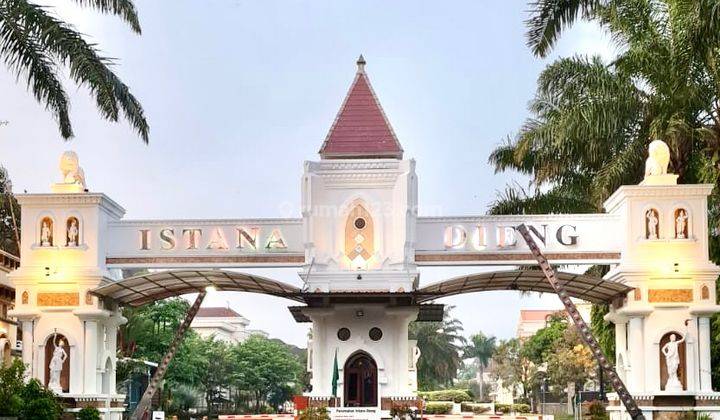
[516,223,645,420]
[131,291,207,420]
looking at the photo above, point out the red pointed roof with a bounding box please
[319,56,404,159]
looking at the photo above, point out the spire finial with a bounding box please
[356,54,366,72]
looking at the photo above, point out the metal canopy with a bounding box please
[91,270,304,306]
[415,269,633,304]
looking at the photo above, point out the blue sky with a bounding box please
[0,1,614,346]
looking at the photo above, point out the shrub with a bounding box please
[495,403,531,414]
[696,414,712,420]
[418,389,472,403]
[77,406,101,420]
[461,403,490,414]
[298,407,330,420]
[20,379,63,420]
[424,402,453,414]
[585,400,607,420]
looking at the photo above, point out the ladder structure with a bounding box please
[131,291,207,420]
[516,224,645,420]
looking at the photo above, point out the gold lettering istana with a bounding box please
[265,229,287,249]
[139,229,151,250]
[160,228,176,250]
[182,229,202,250]
[237,227,259,250]
[206,228,229,250]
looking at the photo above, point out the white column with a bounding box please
[84,320,99,393]
[699,317,712,391]
[628,316,645,392]
[21,320,34,378]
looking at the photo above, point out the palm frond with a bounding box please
[69,0,141,34]
[525,0,599,57]
[13,0,149,141]
[0,2,72,138]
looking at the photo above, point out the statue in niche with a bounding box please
[66,218,79,246]
[646,209,659,239]
[662,333,685,391]
[645,139,671,176]
[48,333,68,393]
[59,151,87,189]
[41,219,53,246]
[675,209,688,239]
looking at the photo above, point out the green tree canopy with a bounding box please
[0,166,20,256]
[232,335,303,413]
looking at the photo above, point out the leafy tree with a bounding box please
[0,0,149,141]
[0,358,24,416]
[545,328,597,392]
[198,338,232,417]
[463,332,496,399]
[0,358,63,418]
[409,305,466,390]
[491,338,538,403]
[0,166,19,256]
[20,379,63,420]
[521,312,567,364]
[590,303,615,365]
[232,336,303,413]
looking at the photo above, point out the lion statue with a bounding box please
[59,151,87,189]
[645,139,671,177]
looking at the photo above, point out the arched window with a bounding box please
[66,217,80,246]
[674,208,689,239]
[40,217,54,246]
[645,209,660,240]
[345,204,374,269]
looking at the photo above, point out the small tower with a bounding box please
[604,140,720,417]
[9,152,126,418]
[299,57,423,405]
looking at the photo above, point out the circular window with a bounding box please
[337,328,351,341]
[354,217,366,230]
[369,327,383,341]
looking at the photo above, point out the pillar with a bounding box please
[698,317,712,391]
[83,319,99,393]
[628,316,645,392]
[20,319,35,377]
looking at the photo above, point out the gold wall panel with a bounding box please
[37,292,79,307]
[648,289,693,303]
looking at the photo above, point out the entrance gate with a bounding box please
[7,58,720,420]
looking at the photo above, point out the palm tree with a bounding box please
[409,306,466,390]
[0,0,148,141]
[490,1,720,215]
[464,332,496,400]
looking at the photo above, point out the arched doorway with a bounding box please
[344,352,377,407]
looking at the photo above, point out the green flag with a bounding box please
[331,348,339,398]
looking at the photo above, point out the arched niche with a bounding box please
[344,204,374,268]
[101,357,113,394]
[673,208,689,239]
[39,216,54,246]
[21,291,28,305]
[44,333,70,393]
[659,331,686,391]
[702,284,710,300]
[645,208,660,240]
[66,216,80,246]
[0,336,10,365]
